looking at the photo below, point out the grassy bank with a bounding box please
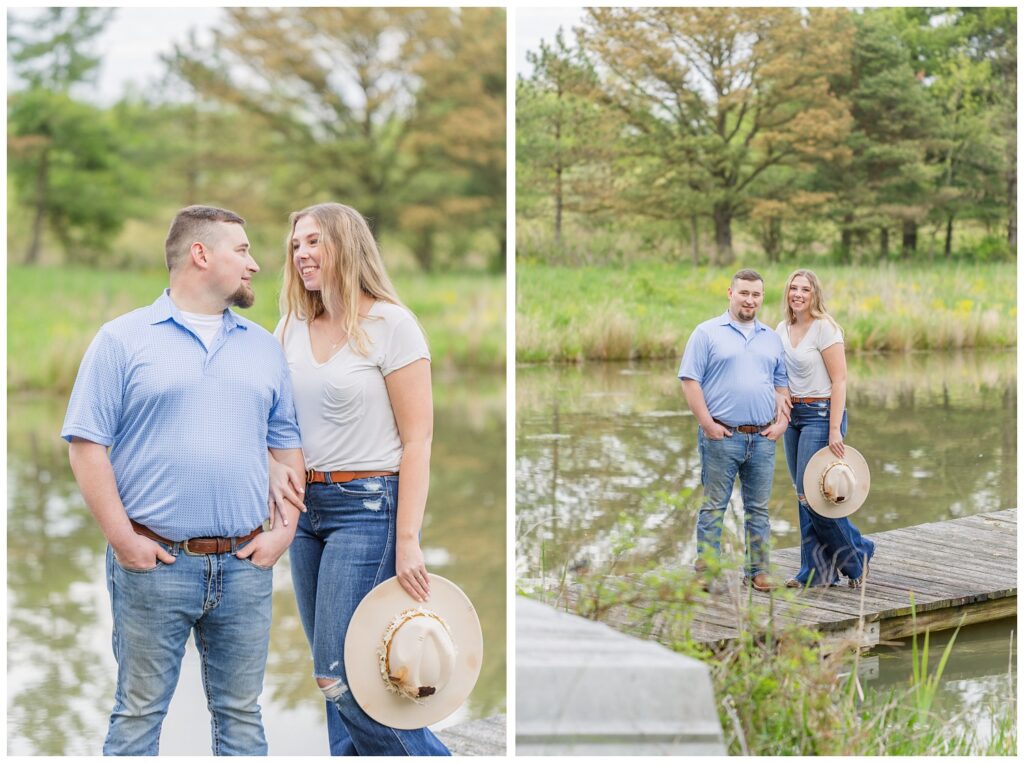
[516,262,1016,362]
[8,266,504,392]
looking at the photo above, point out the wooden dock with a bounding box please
[551,509,1016,651]
[689,508,1017,648]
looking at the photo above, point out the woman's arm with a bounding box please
[385,358,433,602]
[822,343,847,457]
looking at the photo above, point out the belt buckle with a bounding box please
[306,468,316,483]
[183,538,206,556]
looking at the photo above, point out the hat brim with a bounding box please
[802,445,870,519]
[344,574,483,729]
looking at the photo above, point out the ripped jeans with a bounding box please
[289,475,450,756]
[783,401,874,585]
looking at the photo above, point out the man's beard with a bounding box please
[230,283,255,309]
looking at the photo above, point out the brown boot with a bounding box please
[745,572,775,592]
[694,559,710,592]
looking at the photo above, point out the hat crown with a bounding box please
[388,615,456,699]
[822,462,856,504]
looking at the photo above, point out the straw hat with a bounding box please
[803,445,870,519]
[345,574,483,729]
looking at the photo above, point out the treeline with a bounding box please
[517,7,1016,265]
[7,7,506,271]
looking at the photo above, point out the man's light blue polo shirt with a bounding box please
[678,311,788,427]
[62,290,302,541]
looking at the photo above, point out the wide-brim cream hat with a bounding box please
[803,445,870,519]
[345,574,483,729]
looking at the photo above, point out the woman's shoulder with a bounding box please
[371,300,417,322]
[814,316,843,342]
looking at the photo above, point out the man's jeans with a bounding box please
[696,427,776,577]
[104,542,273,755]
[289,476,450,756]
[783,401,875,585]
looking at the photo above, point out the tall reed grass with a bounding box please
[517,262,1015,362]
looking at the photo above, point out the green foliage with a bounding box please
[7,266,504,392]
[166,7,505,271]
[517,7,1017,265]
[7,89,143,263]
[7,7,112,90]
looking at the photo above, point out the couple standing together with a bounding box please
[680,268,875,592]
[62,204,450,755]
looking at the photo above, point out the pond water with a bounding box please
[7,368,505,756]
[516,351,1016,741]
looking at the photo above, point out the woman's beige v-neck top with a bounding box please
[775,317,843,397]
[275,302,430,471]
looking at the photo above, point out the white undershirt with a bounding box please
[734,321,755,339]
[180,310,223,349]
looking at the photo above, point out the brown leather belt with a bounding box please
[713,418,771,434]
[791,396,831,404]
[305,469,397,485]
[131,519,262,556]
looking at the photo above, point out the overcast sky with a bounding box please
[515,7,588,77]
[7,7,223,104]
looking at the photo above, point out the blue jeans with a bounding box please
[696,427,776,577]
[289,475,451,756]
[782,401,875,585]
[103,540,273,755]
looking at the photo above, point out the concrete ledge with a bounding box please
[516,597,726,755]
[437,714,506,756]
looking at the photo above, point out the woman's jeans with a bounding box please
[696,428,776,577]
[783,401,874,585]
[289,475,451,756]
[103,542,273,755]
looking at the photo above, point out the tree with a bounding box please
[169,7,506,270]
[578,7,853,265]
[6,8,133,264]
[8,90,139,263]
[516,28,610,243]
[814,10,941,262]
[401,8,507,270]
[7,7,113,91]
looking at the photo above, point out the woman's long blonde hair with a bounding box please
[782,268,841,332]
[280,202,406,356]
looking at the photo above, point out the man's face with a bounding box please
[206,222,259,308]
[727,278,764,322]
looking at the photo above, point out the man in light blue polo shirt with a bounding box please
[679,268,790,593]
[62,205,305,755]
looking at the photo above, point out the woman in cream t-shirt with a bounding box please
[269,203,449,756]
[776,269,874,590]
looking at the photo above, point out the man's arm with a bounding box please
[236,447,304,567]
[682,379,731,439]
[68,437,176,568]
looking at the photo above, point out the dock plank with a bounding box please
[686,509,1016,644]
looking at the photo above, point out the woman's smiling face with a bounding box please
[788,275,813,315]
[291,215,323,291]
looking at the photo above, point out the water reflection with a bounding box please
[515,351,1015,743]
[7,368,505,755]
[516,351,1016,578]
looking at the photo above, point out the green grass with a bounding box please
[8,266,505,392]
[516,262,1016,362]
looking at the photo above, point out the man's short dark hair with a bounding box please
[165,205,245,271]
[731,268,763,286]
